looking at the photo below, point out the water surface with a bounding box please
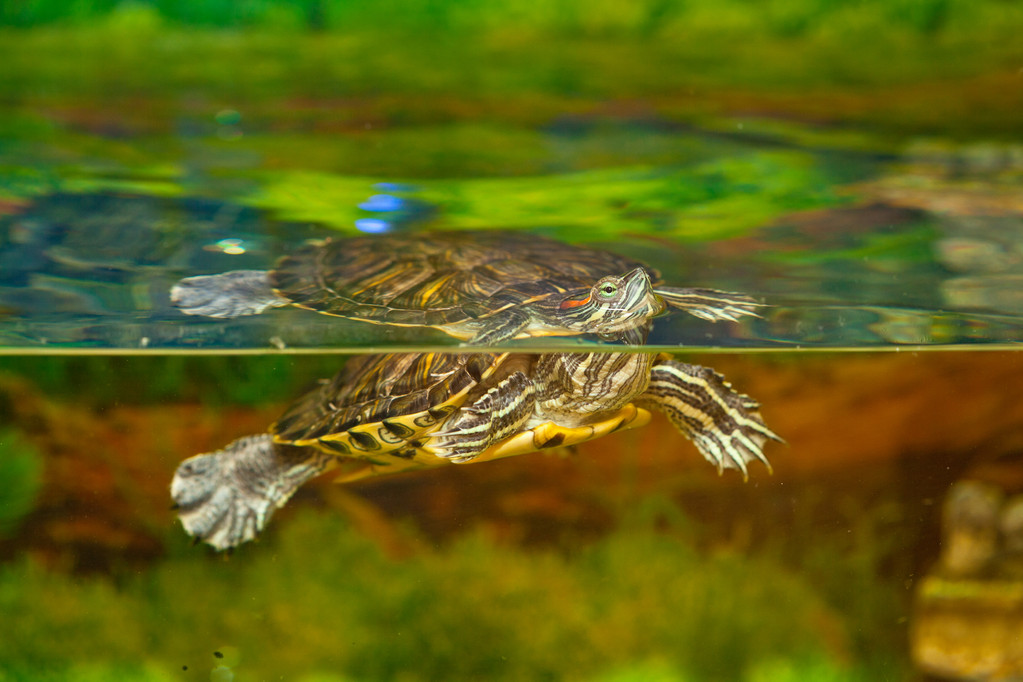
[2,126,1021,352]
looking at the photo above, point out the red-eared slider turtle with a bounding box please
[171,230,759,344]
[172,350,780,550]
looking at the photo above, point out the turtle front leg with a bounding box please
[465,310,530,345]
[638,360,780,478]
[654,286,762,322]
[171,435,334,550]
[426,371,536,462]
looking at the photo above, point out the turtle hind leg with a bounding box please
[654,287,762,322]
[171,270,289,318]
[639,360,781,479]
[171,435,333,550]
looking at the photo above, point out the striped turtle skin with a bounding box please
[171,230,760,344]
[171,351,780,550]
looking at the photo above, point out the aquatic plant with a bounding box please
[2,1,1022,140]
[0,507,904,681]
[245,150,848,242]
[0,356,344,407]
[0,429,42,538]
[0,0,1009,43]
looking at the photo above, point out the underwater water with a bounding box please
[3,3,1023,681]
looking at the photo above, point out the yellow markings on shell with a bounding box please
[409,272,458,307]
[328,452,434,484]
[470,405,652,464]
[347,262,428,298]
[307,390,652,483]
[293,353,510,457]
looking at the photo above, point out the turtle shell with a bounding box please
[268,351,651,475]
[271,352,505,463]
[269,230,655,329]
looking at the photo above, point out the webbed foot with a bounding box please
[171,270,288,318]
[641,361,780,478]
[655,287,762,322]
[171,435,331,550]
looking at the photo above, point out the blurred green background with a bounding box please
[3,0,1022,135]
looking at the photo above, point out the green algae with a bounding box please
[0,505,905,681]
[0,122,855,241]
[0,356,347,407]
[244,148,846,241]
[2,1,1023,138]
[0,430,42,537]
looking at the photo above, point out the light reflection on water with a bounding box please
[0,180,1021,352]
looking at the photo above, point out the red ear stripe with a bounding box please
[559,294,592,310]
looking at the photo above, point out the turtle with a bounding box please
[171,349,780,550]
[171,230,760,345]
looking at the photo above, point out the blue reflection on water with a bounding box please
[373,182,416,192]
[355,218,392,234]
[358,194,405,212]
[355,185,436,233]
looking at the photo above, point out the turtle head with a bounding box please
[554,267,666,336]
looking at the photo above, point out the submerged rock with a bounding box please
[913,476,1023,680]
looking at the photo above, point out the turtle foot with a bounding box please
[171,435,331,550]
[642,361,781,479]
[655,287,762,322]
[171,270,287,318]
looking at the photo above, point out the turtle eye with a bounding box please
[598,282,618,298]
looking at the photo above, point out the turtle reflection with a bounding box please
[171,230,759,345]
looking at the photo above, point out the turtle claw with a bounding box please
[655,287,763,323]
[171,435,331,551]
[640,361,778,478]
